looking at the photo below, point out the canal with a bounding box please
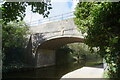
[2,59,103,80]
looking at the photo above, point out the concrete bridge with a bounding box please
[24,18,84,68]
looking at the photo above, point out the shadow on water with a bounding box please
[2,58,103,80]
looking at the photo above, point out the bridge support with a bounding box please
[35,49,56,68]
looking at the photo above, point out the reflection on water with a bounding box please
[2,59,103,80]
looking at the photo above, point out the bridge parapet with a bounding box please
[30,18,79,33]
[31,28,84,54]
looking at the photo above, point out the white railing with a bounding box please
[26,11,75,26]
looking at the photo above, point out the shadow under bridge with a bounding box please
[35,33,84,68]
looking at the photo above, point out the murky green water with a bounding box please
[2,59,103,80]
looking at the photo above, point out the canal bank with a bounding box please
[2,59,103,80]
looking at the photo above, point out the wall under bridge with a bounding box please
[24,18,84,68]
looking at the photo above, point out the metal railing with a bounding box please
[26,11,75,26]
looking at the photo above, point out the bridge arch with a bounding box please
[35,36,84,68]
[36,36,84,50]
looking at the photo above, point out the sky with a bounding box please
[23,0,79,25]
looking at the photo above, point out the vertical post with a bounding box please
[61,26,64,36]
[49,17,50,22]
[103,58,108,72]
[48,17,50,23]
[38,20,40,26]
[62,14,63,20]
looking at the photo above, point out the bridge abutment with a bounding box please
[35,49,56,68]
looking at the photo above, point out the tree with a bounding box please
[67,43,99,62]
[74,2,120,78]
[1,1,52,24]
[1,1,52,70]
[74,2,93,33]
[2,21,29,65]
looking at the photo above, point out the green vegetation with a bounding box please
[74,2,120,78]
[68,43,100,62]
[1,2,52,24]
[2,21,29,71]
[56,43,100,65]
[1,1,52,72]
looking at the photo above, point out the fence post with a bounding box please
[49,17,50,21]
[38,20,40,26]
[62,14,63,20]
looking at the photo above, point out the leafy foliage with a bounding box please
[2,2,52,24]
[2,21,29,65]
[56,43,99,65]
[74,2,120,78]
[74,2,93,33]
[68,43,99,62]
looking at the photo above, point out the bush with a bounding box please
[2,21,29,68]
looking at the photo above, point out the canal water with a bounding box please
[2,59,103,80]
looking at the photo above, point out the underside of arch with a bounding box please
[37,37,84,50]
[34,37,84,67]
